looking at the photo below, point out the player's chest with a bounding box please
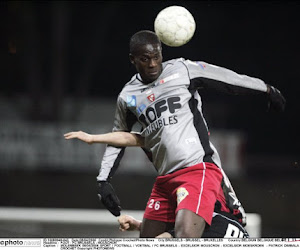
[126,72,190,117]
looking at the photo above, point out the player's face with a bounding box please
[130,44,163,84]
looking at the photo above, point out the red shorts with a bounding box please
[143,162,223,225]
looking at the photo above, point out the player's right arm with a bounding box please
[64,131,144,147]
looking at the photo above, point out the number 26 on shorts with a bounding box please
[148,199,160,210]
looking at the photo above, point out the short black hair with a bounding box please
[129,30,161,55]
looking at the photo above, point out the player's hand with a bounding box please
[64,131,93,144]
[267,85,286,112]
[97,181,121,217]
[118,215,141,232]
[156,232,173,238]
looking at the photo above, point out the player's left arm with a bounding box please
[185,60,286,112]
[97,95,140,217]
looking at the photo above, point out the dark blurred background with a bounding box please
[0,1,299,237]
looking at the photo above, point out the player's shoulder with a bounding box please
[161,58,190,73]
[163,58,208,69]
[163,57,186,66]
[124,74,139,86]
[118,75,141,99]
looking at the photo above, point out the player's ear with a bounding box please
[129,54,135,65]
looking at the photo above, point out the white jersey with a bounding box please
[97,58,267,180]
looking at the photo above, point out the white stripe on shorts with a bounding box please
[196,162,206,214]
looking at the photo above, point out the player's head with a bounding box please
[129,30,163,84]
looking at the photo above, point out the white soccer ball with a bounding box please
[154,6,196,47]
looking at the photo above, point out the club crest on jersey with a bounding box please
[147,94,155,102]
[176,187,189,205]
[127,95,136,107]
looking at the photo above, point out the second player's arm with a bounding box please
[118,215,172,238]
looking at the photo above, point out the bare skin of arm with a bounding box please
[118,215,141,232]
[64,131,144,147]
[118,215,172,238]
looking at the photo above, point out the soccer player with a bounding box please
[66,30,285,238]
